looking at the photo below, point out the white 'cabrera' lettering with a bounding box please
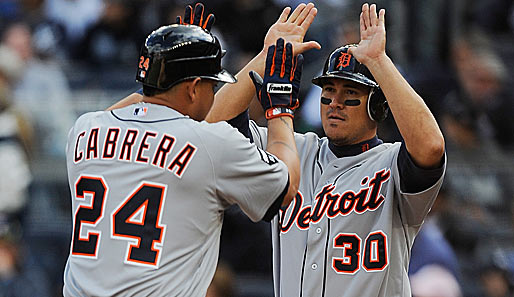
[267,83,292,94]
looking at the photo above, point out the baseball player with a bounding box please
[209,3,447,297]
[63,21,303,297]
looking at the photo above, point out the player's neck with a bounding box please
[328,136,383,158]
[142,94,192,117]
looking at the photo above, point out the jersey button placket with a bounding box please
[311,263,317,270]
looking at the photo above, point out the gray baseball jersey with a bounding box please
[249,121,446,297]
[63,103,288,297]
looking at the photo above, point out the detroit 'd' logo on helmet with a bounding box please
[336,52,352,68]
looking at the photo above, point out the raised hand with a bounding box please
[249,38,304,119]
[348,3,386,65]
[263,3,321,56]
[176,2,215,31]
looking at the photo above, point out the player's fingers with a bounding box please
[266,44,276,76]
[176,16,182,24]
[378,8,385,27]
[287,3,306,23]
[276,7,291,23]
[359,11,366,34]
[294,2,314,25]
[362,3,370,30]
[370,4,378,26]
[193,3,204,26]
[203,14,215,30]
[184,5,193,24]
[299,7,318,32]
[293,41,321,55]
[292,54,304,82]
[283,42,293,78]
[275,38,285,77]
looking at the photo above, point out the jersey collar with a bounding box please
[328,136,383,158]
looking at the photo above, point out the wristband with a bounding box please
[265,107,294,120]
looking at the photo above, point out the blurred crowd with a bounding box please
[0,0,513,296]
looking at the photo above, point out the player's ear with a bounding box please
[186,77,202,103]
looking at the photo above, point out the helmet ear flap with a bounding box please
[367,88,389,122]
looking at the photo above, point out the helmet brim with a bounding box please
[312,72,378,88]
[203,68,237,84]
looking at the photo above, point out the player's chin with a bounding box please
[324,125,345,139]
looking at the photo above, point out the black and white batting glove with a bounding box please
[176,2,215,31]
[249,38,304,120]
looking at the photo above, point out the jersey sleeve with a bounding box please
[249,120,268,150]
[227,109,253,142]
[393,144,447,227]
[397,143,445,193]
[208,122,289,222]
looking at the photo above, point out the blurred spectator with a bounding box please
[434,175,513,297]
[0,232,45,297]
[2,22,76,157]
[0,0,21,22]
[72,0,144,68]
[213,0,279,56]
[442,29,514,151]
[43,0,103,49]
[410,264,462,297]
[0,42,45,297]
[479,264,513,297]
[0,0,47,28]
[469,0,514,36]
[2,21,74,297]
[0,45,32,226]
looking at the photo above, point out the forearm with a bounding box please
[205,51,267,123]
[368,55,445,167]
[105,93,143,111]
[266,116,300,206]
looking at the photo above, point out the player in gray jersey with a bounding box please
[62,10,306,296]
[207,3,447,297]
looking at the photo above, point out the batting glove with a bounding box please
[249,38,304,119]
[176,2,215,31]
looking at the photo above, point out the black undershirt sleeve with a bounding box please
[397,142,445,193]
[227,109,253,143]
[262,176,289,222]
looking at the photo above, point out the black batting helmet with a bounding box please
[136,24,236,90]
[312,45,389,122]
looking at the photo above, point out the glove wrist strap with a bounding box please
[265,107,294,120]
